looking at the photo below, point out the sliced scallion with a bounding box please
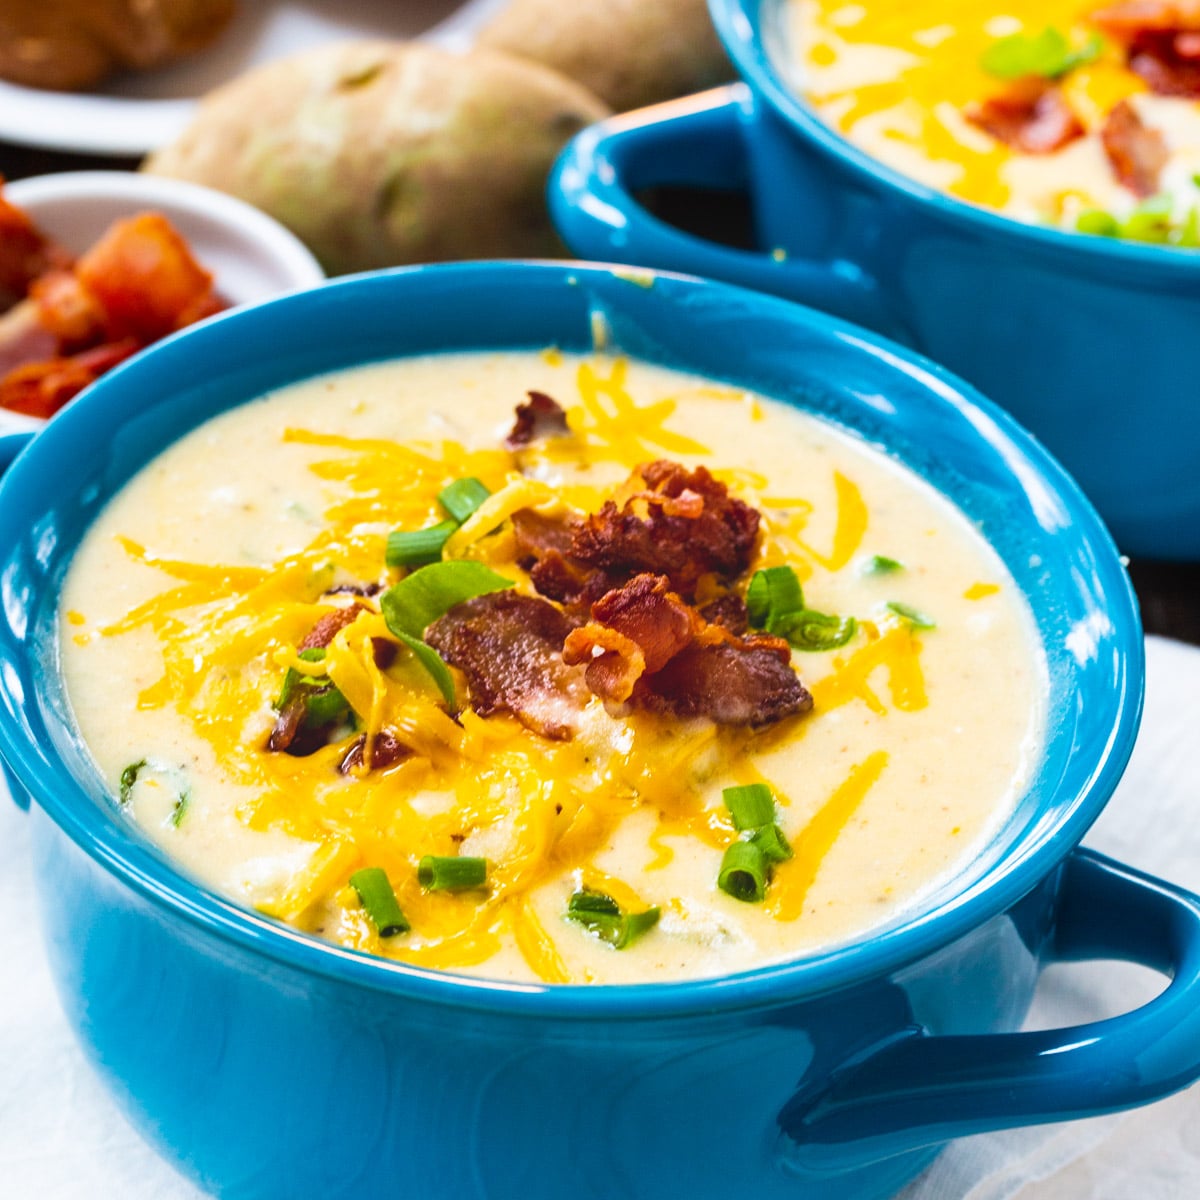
[418,855,488,891]
[773,609,858,651]
[386,520,458,568]
[275,646,326,711]
[746,565,805,632]
[390,628,457,705]
[750,823,793,865]
[722,782,775,832]
[349,867,410,937]
[438,477,491,524]
[566,889,660,949]
[865,555,904,575]
[119,759,147,806]
[886,601,936,630]
[717,840,769,903]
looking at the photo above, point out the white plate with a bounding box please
[0,0,506,157]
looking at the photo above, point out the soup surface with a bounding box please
[787,0,1200,244]
[59,351,1044,984]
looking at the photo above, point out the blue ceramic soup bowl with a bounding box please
[550,0,1200,560]
[0,263,1197,1200]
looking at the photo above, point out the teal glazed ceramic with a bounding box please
[549,0,1200,560]
[1,263,1198,1200]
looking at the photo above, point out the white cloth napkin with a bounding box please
[2,635,1198,1199]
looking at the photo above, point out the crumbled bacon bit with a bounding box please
[700,592,749,635]
[1093,1,1200,97]
[339,731,411,774]
[325,582,383,597]
[966,80,1085,154]
[371,637,398,670]
[426,592,587,740]
[267,687,347,757]
[1101,98,1169,195]
[506,390,569,448]
[565,573,812,727]
[563,574,700,703]
[299,604,365,651]
[518,461,760,613]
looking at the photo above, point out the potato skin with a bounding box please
[144,42,610,275]
[477,0,733,112]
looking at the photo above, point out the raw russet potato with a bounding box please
[0,0,235,91]
[144,42,610,275]
[476,0,733,112]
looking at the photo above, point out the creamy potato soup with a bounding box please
[787,0,1200,245]
[59,351,1044,984]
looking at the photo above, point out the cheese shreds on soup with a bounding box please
[787,0,1200,244]
[59,351,1044,984]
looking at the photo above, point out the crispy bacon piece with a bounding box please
[506,390,569,448]
[966,80,1085,154]
[299,603,365,651]
[1101,98,1170,195]
[700,592,749,634]
[426,591,587,740]
[516,461,761,614]
[75,212,220,342]
[0,184,70,311]
[30,270,105,347]
[563,574,700,703]
[565,573,812,727]
[338,731,412,774]
[637,636,814,726]
[1093,1,1200,97]
[0,339,139,418]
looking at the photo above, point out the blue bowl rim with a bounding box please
[0,260,1144,1022]
[709,0,1200,274]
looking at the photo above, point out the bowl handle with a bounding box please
[549,86,903,339]
[777,848,1200,1174]
[0,431,36,811]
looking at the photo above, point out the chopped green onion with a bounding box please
[349,867,410,937]
[1075,209,1120,238]
[386,520,458,568]
[886,601,936,630]
[773,609,858,651]
[865,555,904,575]
[438,477,491,523]
[418,855,488,891]
[980,27,1103,82]
[302,683,351,727]
[390,628,457,705]
[380,561,514,639]
[275,646,326,710]
[615,906,661,950]
[751,823,794,865]
[119,759,147,806]
[1122,193,1174,244]
[722,782,776,831]
[746,565,805,632]
[118,759,190,828]
[566,889,660,949]
[718,840,769,903]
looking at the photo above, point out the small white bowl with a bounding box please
[0,171,325,433]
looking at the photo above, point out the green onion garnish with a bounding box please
[980,27,1104,82]
[718,840,769,903]
[773,609,858,651]
[275,646,326,710]
[566,889,660,949]
[722,782,775,831]
[865,555,904,575]
[886,601,936,630]
[1074,196,1200,248]
[1075,209,1120,238]
[380,561,514,639]
[349,867,410,937]
[438,477,491,524]
[119,759,147,806]
[390,628,457,705]
[746,565,805,632]
[750,823,794,865]
[418,855,488,891]
[386,520,458,568]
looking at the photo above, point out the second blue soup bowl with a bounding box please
[551,0,1200,560]
[0,263,1198,1200]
